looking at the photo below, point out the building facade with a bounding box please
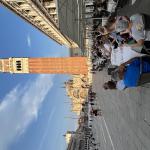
[0,57,88,75]
[65,75,89,115]
[0,0,78,48]
[66,126,90,150]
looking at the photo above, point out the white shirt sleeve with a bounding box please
[116,80,126,90]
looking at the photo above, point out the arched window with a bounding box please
[17,68,21,71]
[16,61,22,71]
[16,60,21,64]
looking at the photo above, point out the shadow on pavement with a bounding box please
[117,0,131,8]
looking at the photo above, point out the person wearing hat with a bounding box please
[115,14,145,53]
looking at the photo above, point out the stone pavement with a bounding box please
[118,0,150,16]
[91,70,150,150]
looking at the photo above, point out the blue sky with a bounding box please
[0,5,77,150]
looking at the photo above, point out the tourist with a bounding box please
[98,14,148,53]
[90,108,102,116]
[103,57,150,90]
[115,14,150,53]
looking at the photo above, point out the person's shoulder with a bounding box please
[130,13,143,21]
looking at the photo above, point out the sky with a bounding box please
[0,5,78,150]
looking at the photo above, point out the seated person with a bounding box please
[115,14,145,53]
[100,14,149,54]
[98,27,134,50]
[103,57,150,90]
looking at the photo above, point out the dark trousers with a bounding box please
[144,41,150,49]
[141,41,150,55]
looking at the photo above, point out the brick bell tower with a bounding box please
[0,57,88,75]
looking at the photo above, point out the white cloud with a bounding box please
[27,34,31,48]
[0,74,54,150]
[38,107,56,150]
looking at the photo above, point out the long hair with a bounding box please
[103,81,116,90]
[105,16,116,33]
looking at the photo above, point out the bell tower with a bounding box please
[0,57,88,75]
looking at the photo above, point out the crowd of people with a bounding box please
[83,13,150,150]
[90,13,150,90]
[81,87,102,150]
[88,0,118,73]
[88,88,102,150]
[80,2,150,150]
[83,126,100,150]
